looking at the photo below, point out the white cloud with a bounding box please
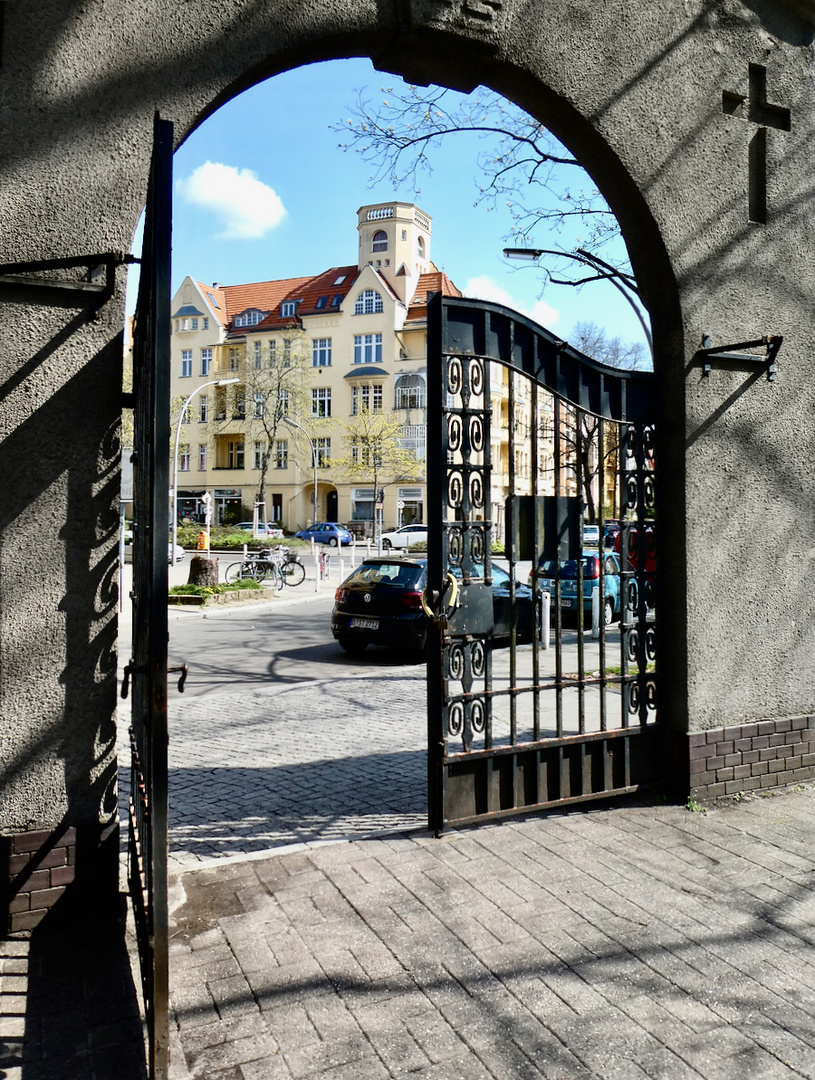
[464,275,560,328]
[176,162,286,240]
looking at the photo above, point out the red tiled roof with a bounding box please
[406,268,462,322]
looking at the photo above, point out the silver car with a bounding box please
[380,523,428,550]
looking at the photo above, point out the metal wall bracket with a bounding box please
[698,334,782,382]
[0,252,139,307]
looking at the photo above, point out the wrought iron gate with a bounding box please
[426,295,658,831]
[124,114,173,1079]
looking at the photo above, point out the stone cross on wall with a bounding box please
[723,64,791,224]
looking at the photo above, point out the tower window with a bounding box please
[372,230,388,253]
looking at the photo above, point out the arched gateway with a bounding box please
[1,2,814,1075]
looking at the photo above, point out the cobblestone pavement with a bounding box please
[168,785,815,1080]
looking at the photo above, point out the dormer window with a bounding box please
[233,309,266,328]
[315,296,328,309]
[331,294,342,308]
[280,300,298,317]
[354,289,383,315]
[333,275,346,285]
[372,230,388,253]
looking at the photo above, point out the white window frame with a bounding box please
[354,333,383,365]
[180,350,192,378]
[312,338,332,368]
[200,348,212,376]
[354,290,383,315]
[311,387,331,418]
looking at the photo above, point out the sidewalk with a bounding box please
[166,785,815,1080]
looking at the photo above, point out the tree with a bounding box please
[331,406,425,531]
[333,83,630,292]
[208,332,313,519]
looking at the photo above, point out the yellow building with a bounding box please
[169,202,460,534]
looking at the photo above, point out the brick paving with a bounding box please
[166,785,815,1080]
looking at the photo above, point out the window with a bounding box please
[179,444,190,471]
[228,348,240,371]
[315,296,328,309]
[351,437,382,468]
[254,441,266,470]
[280,300,297,317]
[312,338,332,368]
[275,440,288,469]
[395,373,426,410]
[234,309,265,327]
[283,339,291,365]
[191,317,198,331]
[268,340,277,366]
[233,387,245,419]
[417,236,425,259]
[181,318,190,331]
[203,317,209,330]
[181,350,192,377]
[206,292,220,309]
[198,444,207,471]
[351,487,375,522]
[398,424,426,459]
[214,388,227,420]
[333,274,346,285]
[312,388,331,418]
[314,438,331,467]
[254,393,265,418]
[372,230,388,253]
[199,395,208,423]
[352,384,383,415]
[354,333,382,365]
[354,290,383,315]
[331,294,342,308]
[182,403,193,424]
[227,441,244,469]
[254,341,262,368]
[277,390,289,417]
[200,348,212,376]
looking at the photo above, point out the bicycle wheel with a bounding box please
[251,561,270,583]
[281,558,305,587]
[225,562,247,584]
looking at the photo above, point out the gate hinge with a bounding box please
[698,334,782,382]
[0,252,139,308]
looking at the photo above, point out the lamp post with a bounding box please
[503,246,653,359]
[279,416,318,527]
[172,377,239,557]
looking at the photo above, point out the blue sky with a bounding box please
[129,58,650,356]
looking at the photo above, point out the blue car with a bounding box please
[532,551,632,624]
[295,521,353,546]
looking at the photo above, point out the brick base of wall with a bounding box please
[1,822,118,936]
[688,715,815,801]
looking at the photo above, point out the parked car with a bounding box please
[531,551,630,625]
[331,558,536,654]
[295,522,353,547]
[234,521,284,538]
[583,524,600,547]
[123,538,186,565]
[380,523,428,550]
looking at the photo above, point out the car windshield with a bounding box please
[344,562,424,588]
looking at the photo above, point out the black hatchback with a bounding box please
[331,558,427,654]
[331,557,537,654]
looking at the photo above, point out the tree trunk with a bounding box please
[188,556,219,587]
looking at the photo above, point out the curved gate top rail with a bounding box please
[437,295,656,424]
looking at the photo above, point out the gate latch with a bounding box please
[121,661,189,698]
[421,572,460,631]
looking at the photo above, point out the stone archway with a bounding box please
[1,1,814,933]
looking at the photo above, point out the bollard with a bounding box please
[592,587,600,639]
[541,592,551,651]
[339,558,345,583]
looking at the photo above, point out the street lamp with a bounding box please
[503,246,653,358]
[279,416,318,527]
[172,377,239,556]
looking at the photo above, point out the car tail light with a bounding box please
[335,587,345,602]
[401,590,424,611]
[585,557,600,579]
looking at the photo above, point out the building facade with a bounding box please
[169,202,461,535]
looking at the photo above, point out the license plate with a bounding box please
[350,617,379,630]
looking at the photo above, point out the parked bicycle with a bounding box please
[224,546,305,588]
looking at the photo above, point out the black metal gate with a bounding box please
[123,114,173,1079]
[426,295,658,831]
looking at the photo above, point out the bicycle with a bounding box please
[225,546,305,588]
[225,551,284,590]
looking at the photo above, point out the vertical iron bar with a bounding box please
[531,379,540,742]
[598,417,607,732]
[553,395,564,737]
[426,293,445,833]
[507,367,517,745]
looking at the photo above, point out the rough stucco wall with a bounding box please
[0,0,813,833]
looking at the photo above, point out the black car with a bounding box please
[331,558,537,654]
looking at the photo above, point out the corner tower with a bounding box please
[357,201,432,307]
